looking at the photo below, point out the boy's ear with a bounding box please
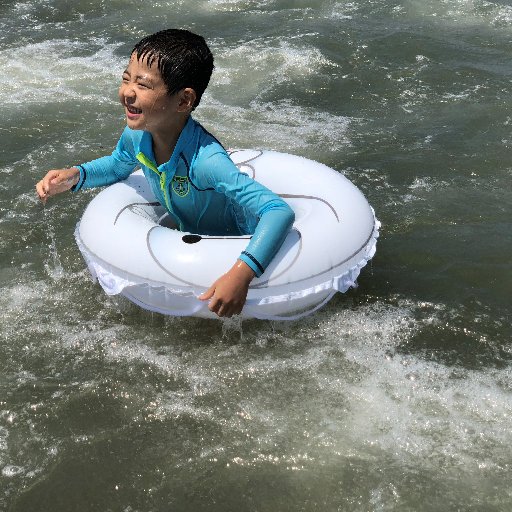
[177,88,197,112]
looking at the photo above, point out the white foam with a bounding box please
[305,303,512,471]
[441,84,488,102]
[400,176,450,203]
[205,0,281,11]
[199,98,352,152]
[1,38,122,105]
[246,304,510,471]
[399,0,512,28]
[1,271,510,484]
[330,1,360,19]
[206,0,249,8]
[103,339,183,378]
[210,36,338,99]
[1,465,25,478]
[0,282,50,314]
[0,426,7,452]
[64,297,508,478]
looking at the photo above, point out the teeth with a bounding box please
[127,105,142,114]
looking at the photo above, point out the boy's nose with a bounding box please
[121,84,136,100]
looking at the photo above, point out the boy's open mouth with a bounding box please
[126,105,142,114]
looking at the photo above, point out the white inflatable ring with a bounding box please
[75,150,380,320]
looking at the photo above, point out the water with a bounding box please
[1,0,511,510]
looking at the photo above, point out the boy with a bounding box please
[36,29,294,318]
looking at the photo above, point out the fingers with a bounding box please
[36,170,60,203]
[207,296,224,316]
[199,286,230,316]
[42,170,60,194]
[36,169,79,204]
[200,283,241,317]
[35,180,48,204]
[198,285,215,301]
[199,265,251,318]
[207,296,243,318]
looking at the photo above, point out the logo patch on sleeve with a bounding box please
[171,176,190,197]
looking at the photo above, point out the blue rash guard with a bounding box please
[73,116,295,277]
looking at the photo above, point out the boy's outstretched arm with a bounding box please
[36,168,80,204]
[199,260,256,317]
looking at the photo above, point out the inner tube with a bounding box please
[75,150,380,320]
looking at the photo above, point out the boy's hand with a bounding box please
[36,168,80,204]
[199,260,255,318]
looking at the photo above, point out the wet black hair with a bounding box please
[132,29,214,109]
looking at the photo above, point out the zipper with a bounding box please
[136,152,181,228]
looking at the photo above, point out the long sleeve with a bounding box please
[73,128,138,191]
[197,151,295,277]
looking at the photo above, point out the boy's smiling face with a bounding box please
[119,53,181,134]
